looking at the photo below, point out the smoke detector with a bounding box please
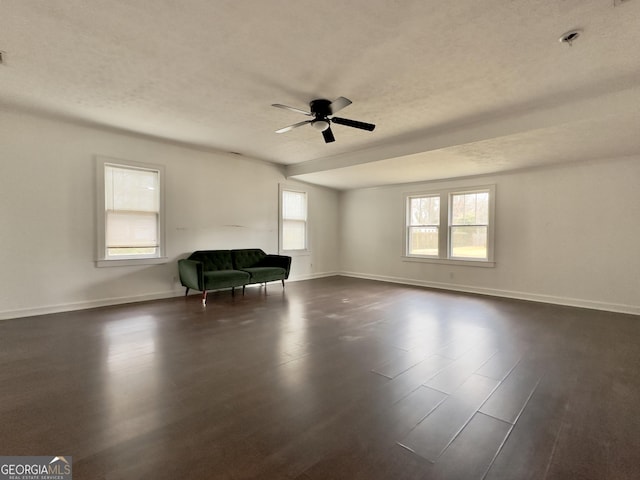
[559,30,581,46]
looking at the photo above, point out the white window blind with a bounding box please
[281,190,307,251]
[104,164,160,258]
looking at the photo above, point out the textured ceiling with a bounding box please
[2,0,639,189]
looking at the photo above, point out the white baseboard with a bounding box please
[339,271,640,316]
[0,273,341,320]
[3,271,637,320]
[0,289,186,321]
[288,271,341,282]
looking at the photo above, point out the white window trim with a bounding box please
[96,156,167,267]
[279,183,310,257]
[406,193,441,260]
[403,184,496,267]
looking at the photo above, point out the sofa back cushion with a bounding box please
[189,250,234,271]
[231,249,266,269]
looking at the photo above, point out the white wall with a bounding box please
[2,108,638,318]
[0,110,340,319]
[339,156,640,315]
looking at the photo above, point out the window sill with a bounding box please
[280,250,311,257]
[96,257,169,268]
[402,256,495,268]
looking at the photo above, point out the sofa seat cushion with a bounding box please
[241,267,286,283]
[203,270,250,290]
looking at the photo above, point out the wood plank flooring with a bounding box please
[1,276,639,479]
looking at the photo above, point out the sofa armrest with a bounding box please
[178,259,204,290]
[260,254,292,279]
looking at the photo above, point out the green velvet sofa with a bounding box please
[178,249,292,305]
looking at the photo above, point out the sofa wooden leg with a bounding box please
[185,287,190,296]
[232,287,235,297]
[281,279,285,288]
[242,285,246,295]
[202,291,207,306]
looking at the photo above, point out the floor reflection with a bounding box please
[101,315,162,446]
[279,297,309,351]
[105,316,158,373]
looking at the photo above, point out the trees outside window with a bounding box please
[405,185,494,264]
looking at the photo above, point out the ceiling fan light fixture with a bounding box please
[312,119,330,131]
[273,97,375,143]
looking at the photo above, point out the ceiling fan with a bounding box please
[272,97,375,143]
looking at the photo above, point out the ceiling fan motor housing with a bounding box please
[310,99,332,118]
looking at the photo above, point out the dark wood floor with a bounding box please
[1,276,639,479]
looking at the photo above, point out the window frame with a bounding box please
[404,184,495,267]
[96,156,167,267]
[406,194,441,259]
[279,184,310,256]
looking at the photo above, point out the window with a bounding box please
[96,157,166,266]
[280,187,307,252]
[450,191,489,260]
[405,185,495,265]
[408,195,440,257]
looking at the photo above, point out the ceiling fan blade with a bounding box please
[275,120,312,134]
[331,116,376,131]
[329,96,352,114]
[322,126,335,143]
[272,103,312,116]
